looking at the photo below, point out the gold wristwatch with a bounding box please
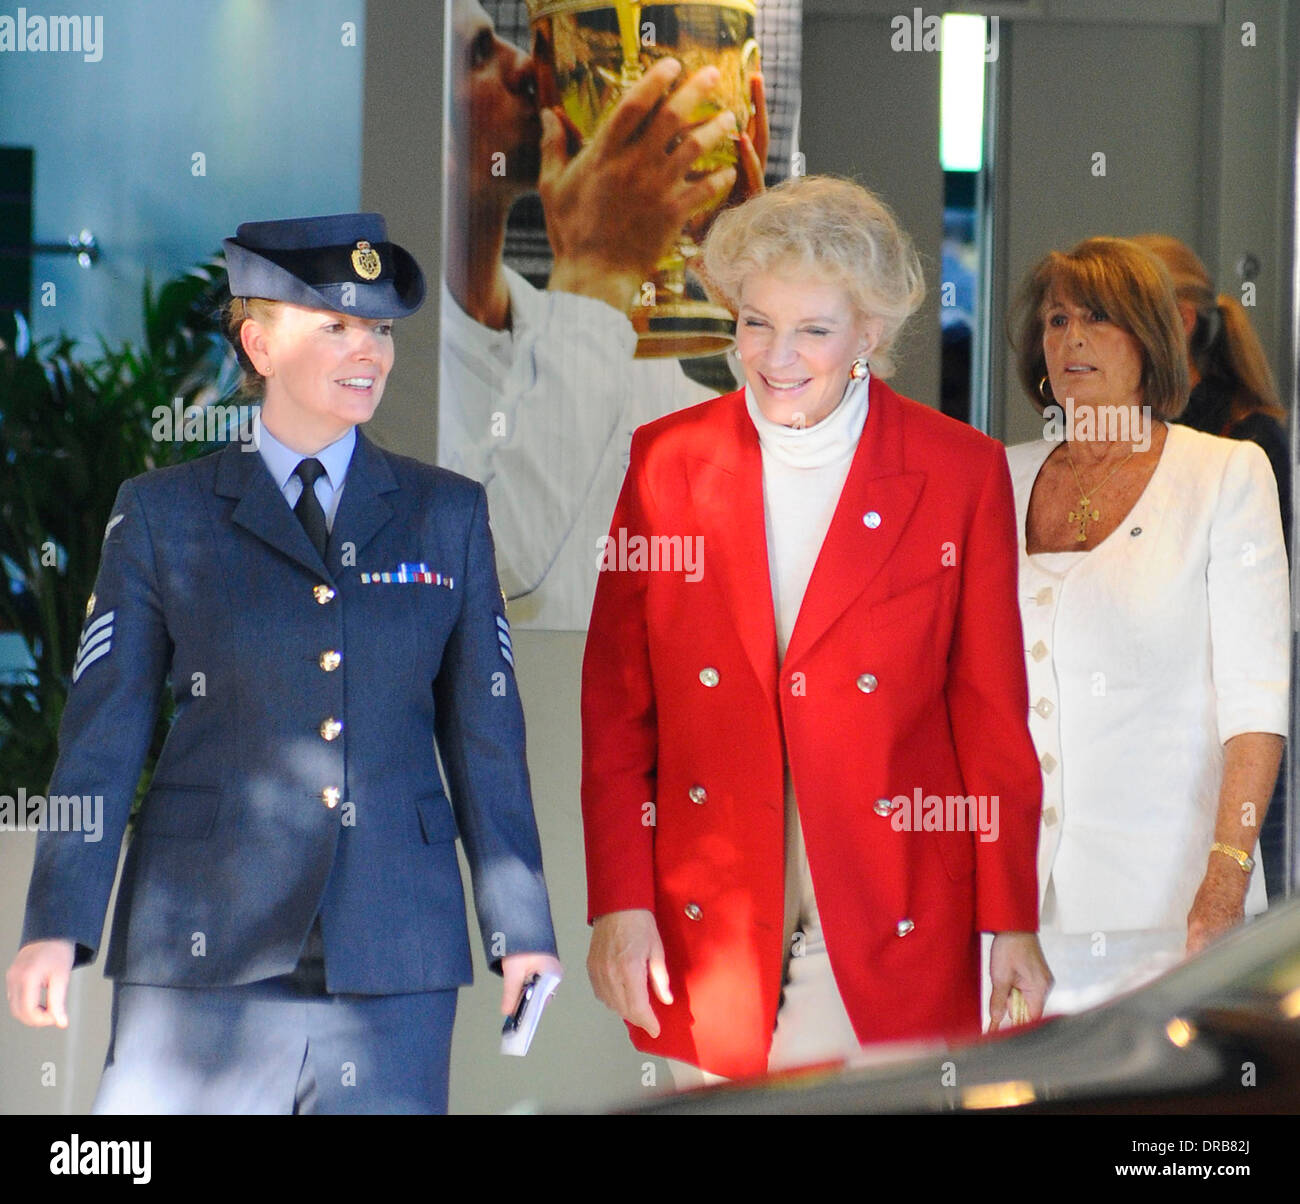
[1211,841,1254,873]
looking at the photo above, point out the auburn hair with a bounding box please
[1012,237,1189,420]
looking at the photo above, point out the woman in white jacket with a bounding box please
[1005,236,1289,1014]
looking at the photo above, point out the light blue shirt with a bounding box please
[257,423,356,532]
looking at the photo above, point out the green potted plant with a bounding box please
[0,256,236,796]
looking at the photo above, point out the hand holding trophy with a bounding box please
[528,0,763,358]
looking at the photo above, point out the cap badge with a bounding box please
[351,240,381,281]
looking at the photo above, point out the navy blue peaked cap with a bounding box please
[223,212,426,318]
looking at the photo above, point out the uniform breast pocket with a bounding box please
[139,785,221,840]
[348,576,460,682]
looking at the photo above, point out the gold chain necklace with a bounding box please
[1064,441,1138,542]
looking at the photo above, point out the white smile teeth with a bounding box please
[765,378,808,391]
[339,378,374,388]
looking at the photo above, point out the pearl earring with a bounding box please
[850,357,869,380]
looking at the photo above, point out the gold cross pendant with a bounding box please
[1068,496,1100,542]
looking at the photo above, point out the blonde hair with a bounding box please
[221,296,282,398]
[701,175,925,378]
[1131,233,1285,427]
[1012,237,1189,420]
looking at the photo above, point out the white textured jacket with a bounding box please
[1006,425,1289,933]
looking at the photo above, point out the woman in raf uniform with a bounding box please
[6,213,561,1114]
[581,176,1051,1083]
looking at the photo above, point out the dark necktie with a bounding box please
[293,458,329,561]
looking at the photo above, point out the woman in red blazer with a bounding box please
[582,176,1051,1082]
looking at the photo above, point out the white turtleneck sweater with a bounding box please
[744,374,870,1045]
[745,375,869,661]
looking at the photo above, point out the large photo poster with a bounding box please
[438,0,802,629]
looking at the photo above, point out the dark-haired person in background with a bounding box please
[1132,233,1290,549]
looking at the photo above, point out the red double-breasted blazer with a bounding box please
[581,379,1041,1078]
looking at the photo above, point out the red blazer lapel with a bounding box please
[685,391,779,703]
[784,377,925,667]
